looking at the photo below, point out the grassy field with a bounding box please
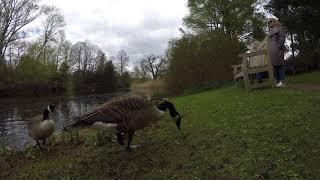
[1,72,320,179]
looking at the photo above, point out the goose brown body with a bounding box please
[78,95,164,132]
[27,104,56,149]
[72,94,181,151]
[28,118,55,141]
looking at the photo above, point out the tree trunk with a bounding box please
[290,32,295,58]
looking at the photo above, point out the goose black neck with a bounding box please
[157,101,179,118]
[43,109,50,121]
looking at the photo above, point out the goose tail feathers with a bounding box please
[64,110,102,131]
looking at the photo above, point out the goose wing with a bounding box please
[78,95,152,125]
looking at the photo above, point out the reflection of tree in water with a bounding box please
[0,93,121,149]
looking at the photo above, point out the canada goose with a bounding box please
[70,95,181,151]
[28,104,56,149]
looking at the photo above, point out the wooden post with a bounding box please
[266,37,275,86]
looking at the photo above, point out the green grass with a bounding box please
[287,71,320,84]
[1,72,320,179]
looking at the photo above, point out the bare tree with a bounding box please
[36,5,65,62]
[132,65,141,79]
[96,50,106,72]
[116,49,129,76]
[140,55,168,79]
[69,40,102,73]
[5,40,28,68]
[53,30,71,69]
[0,0,40,62]
[69,41,84,72]
[109,55,116,63]
[131,63,149,79]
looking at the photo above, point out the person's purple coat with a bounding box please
[269,26,286,66]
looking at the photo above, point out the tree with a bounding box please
[115,49,129,76]
[266,0,320,61]
[96,50,107,74]
[5,40,28,68]
[0,0,40,63]
[62,40,72,62]
[140,55,168,79]
[101,60,117,92]
[51,30,71,71]
[36,6,65,62]
[166,33,242,94]
[70,41,100,74]
[70,41,84,72]
[94,53,118,92]
[183,0,265,40]
[15,55,55,83]
[131,64,149,80]
[117,71,131,90]
[58,60,70,82]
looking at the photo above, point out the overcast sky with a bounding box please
[40,0,189,67]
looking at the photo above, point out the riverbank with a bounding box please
[1,71,320,179]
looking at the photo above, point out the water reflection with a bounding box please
[0,93,124,150]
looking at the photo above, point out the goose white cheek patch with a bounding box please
[172,115,179,121]
[155,108,166,116]
[47,106,52,113]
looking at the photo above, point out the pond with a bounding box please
[0,93,125,150]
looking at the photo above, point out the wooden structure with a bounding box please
[232,38,275,92]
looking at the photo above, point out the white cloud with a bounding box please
[40,0,188,65]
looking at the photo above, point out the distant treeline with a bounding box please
[0,1,132,97]
[0,55,131,97]
[1,0,319,97]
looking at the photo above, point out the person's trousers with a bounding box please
[274,65,285,82]
[256,65,285,82]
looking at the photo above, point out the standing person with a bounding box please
[268,18,286,87]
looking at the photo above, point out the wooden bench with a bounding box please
[232,39,275,92]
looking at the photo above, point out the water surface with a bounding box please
[0,93,125,150]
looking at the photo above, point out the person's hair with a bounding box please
[268,18,282,27]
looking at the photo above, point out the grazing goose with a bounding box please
[71,95,181,151]
[28,104,56,149]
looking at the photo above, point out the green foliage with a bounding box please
[1,72,320,179]
[117,71,131,90]
[166,0,267,95]
[72,60,118,94]
[56,129,85,145]
[166,32,242,94]
[266,0,320,66]
[0,61,7,81]
[267,0,320,39]
[251,13,267,41]
[95,131,112,147]
[15,55,56,83]
[184,0,265,40]
[58,61,70,82]
[95,60,117,92]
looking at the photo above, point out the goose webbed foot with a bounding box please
[34,140,43,150]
